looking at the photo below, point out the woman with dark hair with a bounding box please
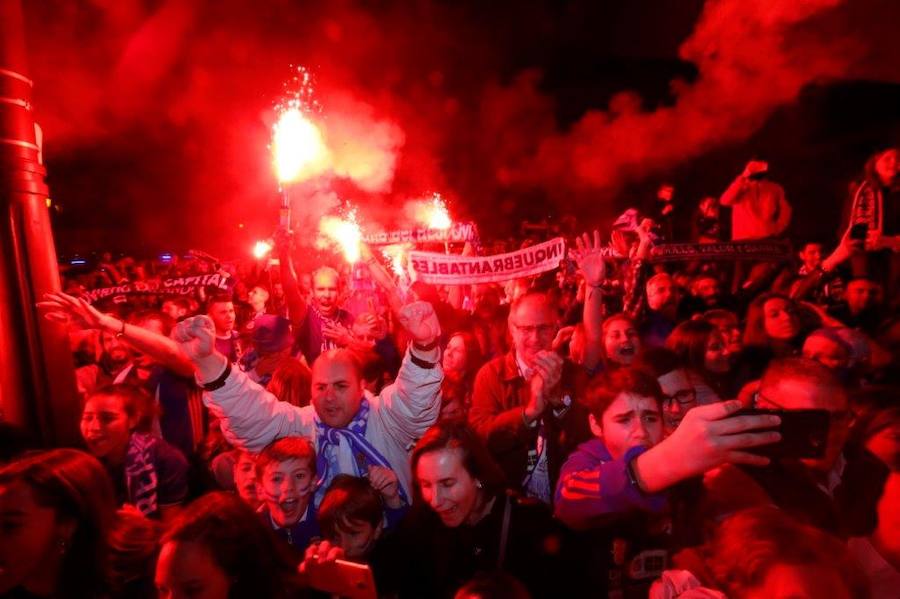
[382,420,577,598]
[736,292,814,387]
[155,491,300,599]
[0,448,117,598]
[443,331,485,390]
[665,320,732,402]
[80,384,189,522]
[845,146,900,290]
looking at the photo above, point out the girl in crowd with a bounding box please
[737,292,810,386]
[0,449,117,599]
[155,491,299,599]
[80,384,189,522]
[665,319,732,402]
[601,313,642,370]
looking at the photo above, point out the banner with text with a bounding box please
[82,273,233,304]
[648,240,792,263]
[409,237,566,285]
[362,222,480,246]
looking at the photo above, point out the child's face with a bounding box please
[260,458,314,527]
[331,520,382,560]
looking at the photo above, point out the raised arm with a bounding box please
[38,292,193,377]
[571,231,606,372]
[361,242,405,316]
[375,301,444,446]
[171,315,314,451]
[275,229,309,328]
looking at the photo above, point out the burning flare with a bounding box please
[252,240,273,259]
[273,107,329,183]
[426,193,452,230]
[320,209,362,263]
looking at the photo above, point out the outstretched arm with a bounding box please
[38,292,193,377]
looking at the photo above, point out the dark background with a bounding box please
[20,0,900,259]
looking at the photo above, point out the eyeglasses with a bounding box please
[662,389,697,408]
[753,391,852,425]
[512,323,556,337]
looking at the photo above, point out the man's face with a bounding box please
[705,331,732,373]
[592,392,663,460]
[131,317,165,368]
[693,277,720,307]
[311,355,364,428]
[473,286,500,319]
[313,271,340,317]
[657,369,698,433]
[759,378,850,472]
[846,280,881,315]
[330,520,382,560]
[802,335,850,371]
[208,301,236,334]
[603,318,640,366]
[233,451,260,509]
[799,244,823,271]
[100,330,130,364]
[646,275,675,312]
[260,458,314,528]
[248,287,269,312]
[161,301,186,321]
[508,296,557,369]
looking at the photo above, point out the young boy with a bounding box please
[256,436,319,557]
[316,472,408,561]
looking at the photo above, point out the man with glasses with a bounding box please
[707,357,889,537]
[469,291,592,504]
[635,347,700,434]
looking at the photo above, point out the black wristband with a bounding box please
[412,339,439,352]
[202,362,232,391]
[409,352,436,370]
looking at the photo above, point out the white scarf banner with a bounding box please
[362,221,480,246]
[408,237,566,285]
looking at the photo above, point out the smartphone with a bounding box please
[305,559,377,599]
[849,223,868,241]
[732,408,830,459]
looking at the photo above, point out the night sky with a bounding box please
[20,0,900,260]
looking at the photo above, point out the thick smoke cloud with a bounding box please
[21,0,900,254]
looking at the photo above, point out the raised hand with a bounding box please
[634,400,782,493]
[368,465,402,508]
[397,301,441,347]
[299,540,345,574]
[37,291,112,330]
[525,350,564,422]
[322,321,354,347]
[571,230,606,287]
[171,315,217,363]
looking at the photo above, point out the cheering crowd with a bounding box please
[1,147,899,598]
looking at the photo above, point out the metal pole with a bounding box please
[0,0,80,444]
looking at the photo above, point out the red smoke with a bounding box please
[21,0,900,254]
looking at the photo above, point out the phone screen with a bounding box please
[732,408,830,459]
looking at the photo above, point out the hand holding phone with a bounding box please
[731,408,829,459]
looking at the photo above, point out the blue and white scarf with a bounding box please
[125,432,160,517]
[314,398,409,505]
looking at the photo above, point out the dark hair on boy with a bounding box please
[318,475,383,538]
[255,436,317,479]
[633,346,683,379]
[584,368,663,423]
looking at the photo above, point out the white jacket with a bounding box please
[202,347,442,501]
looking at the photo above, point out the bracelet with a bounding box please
[625,447,649,495]
[201,362,232,391]
[412,338,439,352]
[115,320,127,339]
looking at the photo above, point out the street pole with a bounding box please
[0,0,80,444]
